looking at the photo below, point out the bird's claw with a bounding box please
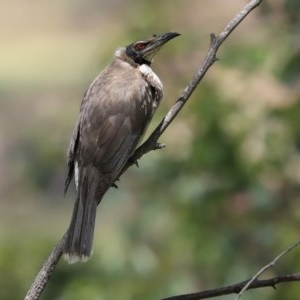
[112,182,119,189]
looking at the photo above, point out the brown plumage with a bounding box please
[64,32,180,263]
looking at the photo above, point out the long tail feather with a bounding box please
[64,167,99,263]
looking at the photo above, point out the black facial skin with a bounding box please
[125,32,180,66]
[126,42,151,65]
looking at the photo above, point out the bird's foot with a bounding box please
[111,178,120,189]
[111,183,118,189]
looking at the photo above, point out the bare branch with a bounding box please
[161,273,300,300]
[24,1,263,299]
[122,0,263,173]
[24,233,67,300]
[161,241,300,300]
[236,240,300,299]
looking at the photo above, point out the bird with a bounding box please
[63,32,180,263]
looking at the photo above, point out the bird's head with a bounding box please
[125,32,180,65]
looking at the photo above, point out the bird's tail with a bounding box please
[63,168,100,264]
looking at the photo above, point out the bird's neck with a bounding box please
[139,64,163,92]
[114,47,163,92]
[114,47,139,67]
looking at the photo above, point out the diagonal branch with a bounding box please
[24,232,67,300]
[24,1,263,299]
[122,0,263,172]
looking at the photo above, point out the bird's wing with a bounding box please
[78,89,148,180]
[64,117,80,194]
[65,64,161,195]
[64,84,94,194]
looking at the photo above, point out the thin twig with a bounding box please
[24,1,263,299]
[236,240,300,300]
[161,241,300,300]
[161,272,300,300]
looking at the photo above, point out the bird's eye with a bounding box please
[134,42,146,50]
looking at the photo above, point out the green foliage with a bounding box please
[222,45,270,72]
[278,52,300,85]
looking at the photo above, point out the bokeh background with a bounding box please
[1,0,300,299]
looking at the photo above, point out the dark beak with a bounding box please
[142,32,180,55]
[140,32,180,62]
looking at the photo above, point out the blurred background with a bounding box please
[1,0,300,299]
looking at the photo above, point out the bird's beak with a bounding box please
[141,32,180,62]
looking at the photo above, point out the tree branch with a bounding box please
[236,240,300,299]
[24,233,67,300]
[161,273,300,300]
[161,241,300,300]
[122,0,263,173]
[24,1,263,299]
